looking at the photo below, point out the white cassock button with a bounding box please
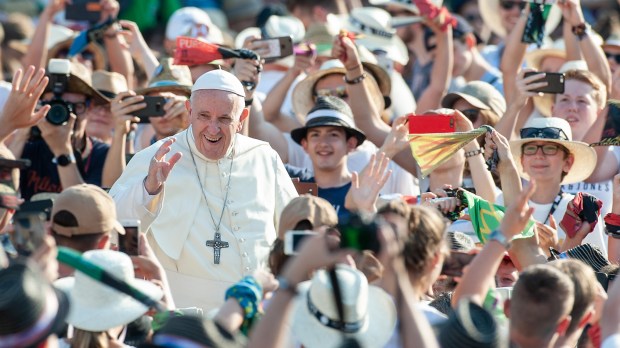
[245,267,250,271]
[232,211,238,216]
[221,172,227,177]
[239,238,245,242]
[242,252,248,257]
[233,226,240,231]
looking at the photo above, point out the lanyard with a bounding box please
[543,190,564,225]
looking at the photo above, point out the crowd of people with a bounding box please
[1,0,620,347]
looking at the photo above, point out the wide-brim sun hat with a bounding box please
[135,58,193,98]
[342,7,409,66]
[292,60,385,124]
[509,117,597,184]
[602,38,620,51]
[54,250,163,332]
[533,60,588,117]
[478,0,562,38]
[45,59,109,105]
[524,39,566,71]
[234,14,306,49]
[291,265,397,348]
[441,80,506,117]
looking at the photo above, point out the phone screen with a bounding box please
[11,212,47,256]
[118,226,139,255]
[284,231,317,255]
[441,251,476,277]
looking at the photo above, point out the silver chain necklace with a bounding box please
[186,132,234,264]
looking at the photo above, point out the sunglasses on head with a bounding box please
[461,109,480,123]
[314,86,348,99]
[605,52,620,64]
[522,143,564,156]
[499,0,526,11]
[520,127,569,141]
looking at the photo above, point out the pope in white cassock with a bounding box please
[110,70,298,311]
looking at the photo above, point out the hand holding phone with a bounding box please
[441,251,476,277]
[118,219,141,255]
[252,36,294,62]
[65,0,102,23]
[11,212,47,256]
[523,72,565,94]
[124,96,167,123]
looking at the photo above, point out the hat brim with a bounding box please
[368,0,420,14]
[54,276,162,331]
[292,68,385,125]
[509,138,597,184]
[46,73,110,106]
[479,0,562,38]
[290,119,367,147]
[48,38,107,72]
[391,16,424,28]
[441,92,490,111]
[291,281,397,348]
[136,85,192,98]
[234,27,261,49]
[524,48,566,70]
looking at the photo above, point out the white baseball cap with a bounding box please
[165,7,224,44]
[192,69,245,97]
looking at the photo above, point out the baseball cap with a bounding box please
[51,184,124,236]
[165,7,223,45]
[277,195,338,239]
[192,69,245,97]
[441,81,506,117]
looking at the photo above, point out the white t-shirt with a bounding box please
[254,70,304,119]
[496,192,608,256]
[285,133,419,196]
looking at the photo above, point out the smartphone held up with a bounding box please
[118,219,141,256]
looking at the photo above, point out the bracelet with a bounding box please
[244,98,253,107]
[571,23,590,41]
[464,148,484,158]
[225,276,264,336]
[276,276,298,295]
[343,72,367,85]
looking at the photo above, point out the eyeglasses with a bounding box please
[605,52,620,64]
[461,109,480,123]
[522,143,564,156]
[520,127,569,141]
[314,86,348,99]
[39,100,90,115]
[499,0,526,11]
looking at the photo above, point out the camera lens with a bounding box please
[45,101,71,126]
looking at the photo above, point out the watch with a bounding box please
[571,23,591,41]
[52,153,76,167]
[276,276,298,295]
[489,229,512,249]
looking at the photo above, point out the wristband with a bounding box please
[464,148,484,158]
[225,276,263,336]
[571,23,590,41]
[343,73,367,85]
[276,276,298,295]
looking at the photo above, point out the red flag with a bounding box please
[174,37,224,66]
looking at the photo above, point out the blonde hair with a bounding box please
[562,70,607,108]
[70,328,109,348]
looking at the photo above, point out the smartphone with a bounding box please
[338,214,381,254]
[118,219,141,256]
[523,72,565,94]
[284,230,317,255]
[254,36,294,63]
[11,212,47,256]
[408,114,456,134]
[131,96,167,123]
[441,251,476,277]
[65,0,101,23]
[18,199,54,221]
[495,287,513,300]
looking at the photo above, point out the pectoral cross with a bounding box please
[206,232,229,264]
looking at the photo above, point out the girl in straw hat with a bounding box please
[485,117,608,258]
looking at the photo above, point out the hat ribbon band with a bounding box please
[0,288,58,347]
[307,293,365,334]
[348,16,394,39]
[152,334,208,348]
[306,109,355,126]
[148,80,188,88]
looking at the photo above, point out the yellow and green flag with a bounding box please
[408,127,488,177]
[460,190,535,243]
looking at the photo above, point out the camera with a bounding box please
[42,59,73,126]
[338,214,381,254]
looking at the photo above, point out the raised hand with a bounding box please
[332,35,361,71]
[536,215,560,255]
[484,129,514,163]
[99,0,120,22]
[557,0,585,27]
[380,115,410,157]
[499,180,536,239]
[515,69,548,106]
[110,91,141,134]
[144,138,182,194]
[0,66,50,142]
[345,152,392,213]
[38,113,76,156]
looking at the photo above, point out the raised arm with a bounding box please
[100,0,135,89]
[21,0,67,69]
[118,20,159,80]
[500,6,529,104]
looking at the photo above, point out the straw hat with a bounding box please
[478,0,562,38]
[234,15,306,49]
[10,24,72,54]
[0,261,70,348]
[54,250,162,332]
[602,37,620,51]
[292,60,385,123]
[533,60,588,117]
[48,36,107,72]
[441,80,506,117]
[92,71,128,99]
[136,58,193,97]
[45,60,109,105]
[509,117,597,184]
[342,7,409,66]
[291,265,397,348]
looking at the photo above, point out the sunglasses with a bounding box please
[499,0,526,10]
[605,52,620,64]
[520,127,569,141]
[314,86,348,99]
[461,109,480,123]
[39,100,91,115]
[522,143,564,156]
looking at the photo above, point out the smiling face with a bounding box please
[499,0,524,34]
[187,89,246,160]
[552,80,601,142]
[301,126,357,172]
[520,141,573,184]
